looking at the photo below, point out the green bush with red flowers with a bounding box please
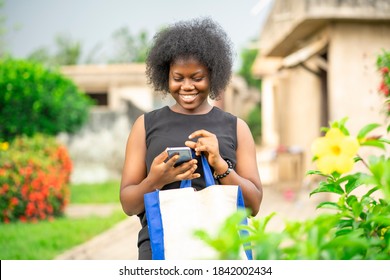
[0,134,72,223]
[377,50,390,117]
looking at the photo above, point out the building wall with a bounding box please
[257,21,390,186]
[328,21,390,136]
[253,0,390,188]
[261,61,323,173]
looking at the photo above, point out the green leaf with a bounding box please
[337,218,353,229]
[306,170,330,178]
[316,201,340,210]
[352,202,363,218]
[306,170,322,175]
[320,127,329,133]
[330,117,350,135]
[345,174,364,194]
[335,228,353,237]
[310,182,344,196]
[363,186,380,198]
[357,123,381,140]
[360,140,385,150]
[378,138,390,145]
[369,216,390,226]
[346,195,358,207]
[353,156,363,163]
[336,174,355,185]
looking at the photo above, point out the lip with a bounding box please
[179,93,199,103]
[179,91,198,95]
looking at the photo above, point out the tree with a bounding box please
[108,26,150,63]
[53,33,81,65]
[237,40,263,143]
[27,33,82,67]
[27,27,151,66]
[237,43,262,90]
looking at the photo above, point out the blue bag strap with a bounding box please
[180,179,192,188]
[237,187,253,260]
[144,191,165,260]
[180,153,215,188]
[201,154,216,187]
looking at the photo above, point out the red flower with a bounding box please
[380,66,389,75]
[379,81,390,96]
[2,184,9,192]
[25,202,36,217]
[10,197,19,207]
[1,135,73,223]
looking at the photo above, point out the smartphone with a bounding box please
[166,147,192,167]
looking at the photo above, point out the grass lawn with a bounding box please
[70,180,121,204]
[0,180,128,260]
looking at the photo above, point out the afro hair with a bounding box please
[145,17,234,99]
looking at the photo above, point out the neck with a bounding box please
[170,103,213,115]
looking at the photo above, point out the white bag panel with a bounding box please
[158,185,239,260]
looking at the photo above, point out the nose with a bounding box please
[181,79,195,90]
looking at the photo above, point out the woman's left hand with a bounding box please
[185,129,227,172]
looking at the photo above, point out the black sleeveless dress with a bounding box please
[138,105,237,259]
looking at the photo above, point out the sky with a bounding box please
[2,0,273,69]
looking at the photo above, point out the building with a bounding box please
[253,0,390,186]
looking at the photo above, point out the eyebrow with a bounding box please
[171,70,205,75]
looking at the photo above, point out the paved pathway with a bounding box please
[55,182,330,260]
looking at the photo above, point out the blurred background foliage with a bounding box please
[0,58,93,141]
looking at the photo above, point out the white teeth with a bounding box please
[180,94,197,102]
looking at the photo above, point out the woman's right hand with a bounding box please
[147,150,200,189]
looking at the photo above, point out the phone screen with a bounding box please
[166,147,192,166]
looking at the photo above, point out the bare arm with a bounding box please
[120,115,199,216]
[233,118,263,216]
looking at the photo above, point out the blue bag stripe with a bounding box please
[144,191,165,260]
[237,187,253,260]
[180,179,192,188]
[201,154,216,186]
[180,154,215,188]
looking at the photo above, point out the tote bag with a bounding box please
[144,154,253,260]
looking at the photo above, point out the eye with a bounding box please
[173,77,183,82]
[193,77,204,82]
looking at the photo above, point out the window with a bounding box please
[86,92,108,106]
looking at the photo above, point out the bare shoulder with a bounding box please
[133,114,145,131]
[127,114,145,139]
[237,117,253,139]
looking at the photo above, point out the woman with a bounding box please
[120,17,263,260]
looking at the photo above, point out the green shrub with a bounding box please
[0,58,93,141]
[196,119,390,260]
[246,105,262,143]
[195,49,390,260]
[0,134,72,223]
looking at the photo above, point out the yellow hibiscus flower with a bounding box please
[0,142,9,151]
[311,128,360,174]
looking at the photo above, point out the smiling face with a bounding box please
[168,57,212,114]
